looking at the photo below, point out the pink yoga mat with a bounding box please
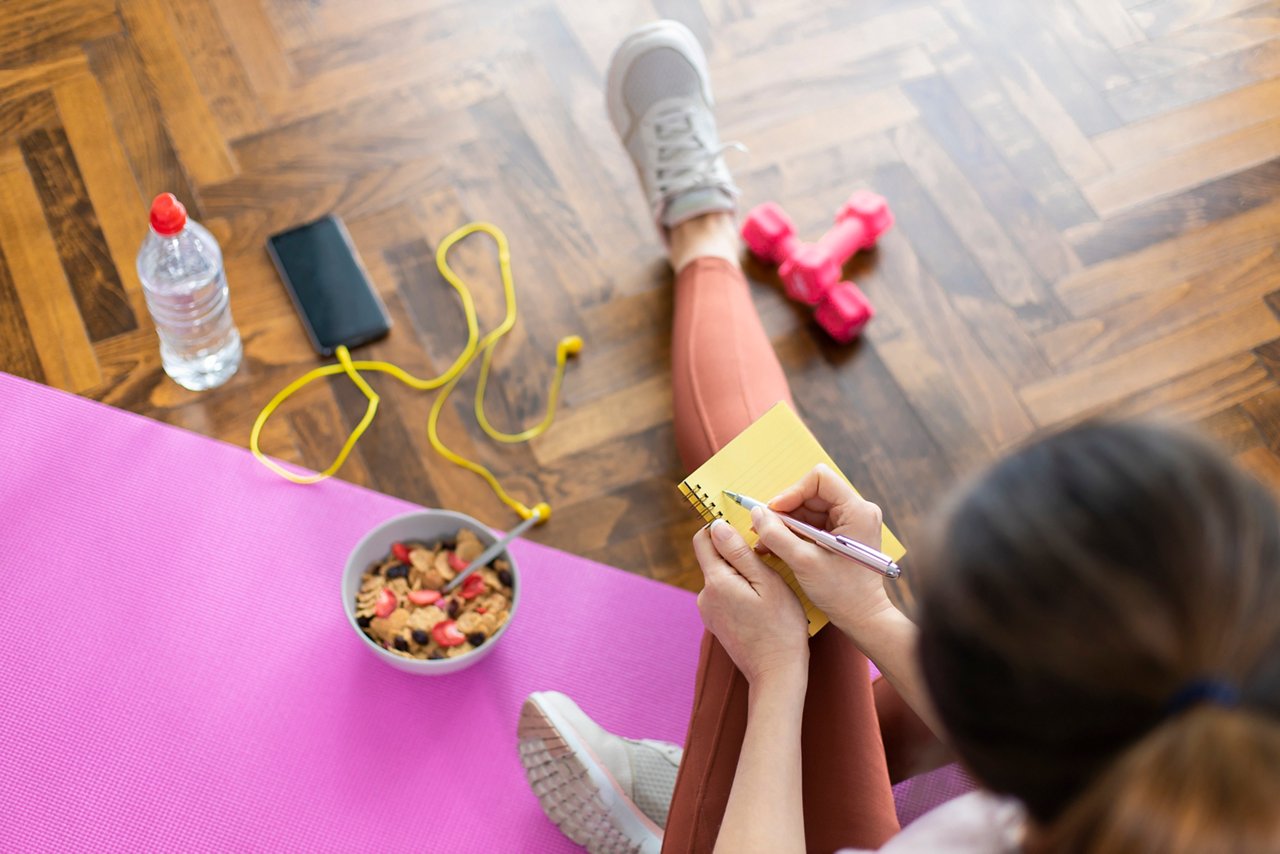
[0,373,704,852]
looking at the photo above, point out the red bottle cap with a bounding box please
[149,193,188,236]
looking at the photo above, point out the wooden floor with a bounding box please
[2,0,1279,593]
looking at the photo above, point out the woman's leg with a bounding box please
[661,213,900,853]
[667,214,787,468]
[875,677,952,784]
[596,18,902,851]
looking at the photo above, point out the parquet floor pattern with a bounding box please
[2,0,1278,595]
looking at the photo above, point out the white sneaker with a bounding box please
[605,20,742,237]
[518,691,682,854]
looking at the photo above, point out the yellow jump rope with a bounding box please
[249,222,582,524]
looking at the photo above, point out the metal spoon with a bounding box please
[441,509,542,594]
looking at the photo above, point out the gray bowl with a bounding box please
[342,509,519,674]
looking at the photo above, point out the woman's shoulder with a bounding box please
[838,790,1025,854]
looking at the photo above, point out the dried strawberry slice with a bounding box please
[392,542,411,564]
[447,551,468,573]
[374,587,397,618]
[407,589,442,606]
[432,620,467,647]
[460,574,486,600]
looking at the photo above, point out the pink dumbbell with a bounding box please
[741,201,801,266]
[779,191,892,304]
[741,191,891,342]
[815,282,875,343]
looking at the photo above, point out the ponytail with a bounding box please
[915,421,1280,851]
[1031,706,1280,853]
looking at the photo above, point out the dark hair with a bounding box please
[916,421,1280,852]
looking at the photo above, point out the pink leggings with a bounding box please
[663,259,930,852]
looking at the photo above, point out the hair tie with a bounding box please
[1165,678,1240,716]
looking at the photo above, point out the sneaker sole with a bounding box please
[604,20,713,143]
[518,693,663,854]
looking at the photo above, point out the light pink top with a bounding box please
[841,791,1025,853]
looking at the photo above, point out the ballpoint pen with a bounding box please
[441,509,543,594]
[722,490,901,579]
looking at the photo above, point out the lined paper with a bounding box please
[679,402,906,634]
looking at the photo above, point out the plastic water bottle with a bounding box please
[136,193,242,391]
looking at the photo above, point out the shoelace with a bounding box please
[649,105,744,203]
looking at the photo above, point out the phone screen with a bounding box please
[267,216,390,356]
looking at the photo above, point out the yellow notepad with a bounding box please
[677,402,906,635]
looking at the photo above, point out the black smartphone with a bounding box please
[267,215,391,356]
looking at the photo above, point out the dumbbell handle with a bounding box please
[815,215,877,265]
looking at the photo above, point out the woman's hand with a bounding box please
[753,464,896,641]
[700,520,810,854]
[693,520,809,686]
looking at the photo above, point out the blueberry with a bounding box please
[497,568,513,588]
[393,636,409,652]
[447,599,460,618]
[356,615,372,629]
[442,540,457,551]
[467,632,486,647]
[412,629,429,645]
[386,563,410,580]
[428,650,445,660]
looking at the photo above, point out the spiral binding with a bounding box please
[678,481,724,523]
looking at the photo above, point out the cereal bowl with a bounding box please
[342,509,520,675]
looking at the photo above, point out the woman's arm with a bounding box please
[692,521,811,854]
[754,465,943,737]
[716,665,808,854]
[840,606,940,736]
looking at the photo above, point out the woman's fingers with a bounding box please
[770,465,883,541]
[692,525,736,585]
[768,466,823,513]
[785,505,829,529]
[709,519,773,588]
[691,520,811,688]
[751,506,824,571]
[769,463,857,514]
